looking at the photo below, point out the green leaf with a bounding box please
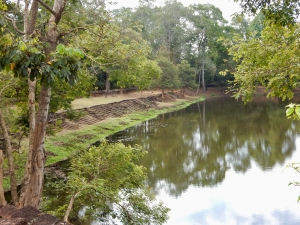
[19,42,26,51]
[286,106,294,117]
[56,44,65,54]
[295,106,300,117]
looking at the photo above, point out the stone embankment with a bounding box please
[51,93,181,130]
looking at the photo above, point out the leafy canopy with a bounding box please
[46,141,170,225]
[0,36,84,86]
[73,23,161,90]
[235,0,300,25]
[222,23,300,103]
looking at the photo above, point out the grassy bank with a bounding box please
[45,96,205,165]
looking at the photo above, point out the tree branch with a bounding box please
[64,190,82,222]
[2,14,25,35]
[58,27,87,39]
[35,0,57,16]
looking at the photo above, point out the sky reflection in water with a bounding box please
[159,154,300,225]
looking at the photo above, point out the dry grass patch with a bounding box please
[71,90,162,109]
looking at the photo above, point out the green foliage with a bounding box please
[0,0,7,11]
[235,0,300,25]
[0,72,17,106]
[223,23,300,103]
[0,37,84,86]
[177,60,197,89]
[153,55,180,91]
[286,103,300,120]
[185,3,229,86]
[46,119,63,135]
[73,23,161,90]
[49,67,95,113]
[287,162,300,202]
[46,141,169,224]
[248,12,266,37]
[65,109,86,121]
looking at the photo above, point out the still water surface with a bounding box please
[109,97,300,225]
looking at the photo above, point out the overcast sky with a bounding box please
[109,0,242,22]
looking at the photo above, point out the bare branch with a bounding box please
[35,0,57,16]
[58,27,87,39]
[2,14,25,35]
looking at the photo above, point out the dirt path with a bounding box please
[53,90,188,131]
[71,90,163,109]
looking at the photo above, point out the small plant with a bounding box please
[65,109,86,121]
[46,119,63,135]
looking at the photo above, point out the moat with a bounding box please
[109,96,300,225]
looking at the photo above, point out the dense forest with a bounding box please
[1,0,300,224]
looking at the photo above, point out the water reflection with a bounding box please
[111,97,300,197]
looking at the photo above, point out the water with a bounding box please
[108,96,300,225]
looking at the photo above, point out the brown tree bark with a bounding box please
[105,72,110,98]
[201,61,205,93]
[18,0,39,208]
[0,110,18,205]
[0,151,6,206]
[19,86,51,208]
[19,0,67,208]
[64,191,81,222]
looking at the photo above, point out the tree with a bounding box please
[159,0,187,64]
[186,4,227,92]
[74,22,161,92]
[230,15,250,39]
[0,0,166,214]
[127,0,187,64]
[223,23,300,104]
[0,0,88,207]
[152,47,180,97]
[230,1,300,201]
[46,141,170,224]
[177,60,197,95]
[248,12,266,37]
[0,72,19,206]
[234,0,300,25]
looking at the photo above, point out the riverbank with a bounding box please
[45,91,211,165]
[3,89,225,190]
[44,89,226,165]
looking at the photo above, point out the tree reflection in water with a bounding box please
[111,97,300,197]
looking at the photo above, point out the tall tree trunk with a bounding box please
[196,69,200,94]
[19,86,51,208]
[105,72,110,98]
[203,100,206,129]
[0,110,18,205]
[202,61,205,93]
[19,0,66,208]
[0,151,6,206]
[18,79,37,207]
